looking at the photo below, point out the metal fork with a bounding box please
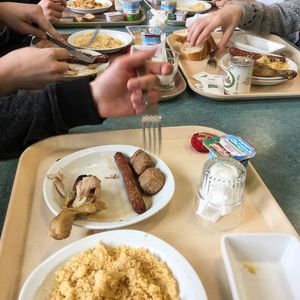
[142,97,162,155]
[137,63,162,155]
[83,25,101,47]
[207,48,217,69]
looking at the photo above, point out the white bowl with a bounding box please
[221,233,300,300]
[229,34,286,54]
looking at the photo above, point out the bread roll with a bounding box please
[173,28,188,43]
[180,41,210,61]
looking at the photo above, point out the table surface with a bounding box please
[0,24,300,237]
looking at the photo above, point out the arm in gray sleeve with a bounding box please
[238,0,300,35]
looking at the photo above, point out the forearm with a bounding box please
[237,0,300,35]
[0,78,104,159]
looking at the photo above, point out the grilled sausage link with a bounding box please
[229,47,286,62]
[114,152,146,214]
[66,53,109,65]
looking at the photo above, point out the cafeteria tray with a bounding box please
[55,6,146,28]
[0,126,298,300]
[167,32,300,100]
[33,34,186,101]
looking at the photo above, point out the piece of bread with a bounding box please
[83,13,96,22]
[207,35,218,52]
[173,28,188,43]
[180,41,210,61]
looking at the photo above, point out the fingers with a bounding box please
[52,0,67,6]
[188,17,212,46]
[53,61,69,74]
[20,22,47,39]
[48,1,65,12]
[146,61,173,76]
[219,26,235,51]
[131,90,161,114]
[34,11,63,40]
[127,73,160,92]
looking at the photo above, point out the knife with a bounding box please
[46,32,95,64]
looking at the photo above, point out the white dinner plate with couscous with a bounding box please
[18,230,208,300]
[68,29,132,53]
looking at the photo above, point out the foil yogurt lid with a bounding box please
[203,134,256,162]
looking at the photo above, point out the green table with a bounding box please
[1,25,300,235]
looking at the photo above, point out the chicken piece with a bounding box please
[138,167,165,195]
[49,175,104,240]
[48,202,97,240]
[130,149,155,176]
[47,171,66,197]
[63,175,103,209]
[253,62,297,79]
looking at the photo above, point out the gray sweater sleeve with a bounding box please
[237,0,300,35]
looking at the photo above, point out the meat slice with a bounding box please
[138,167,165,195]
[130,149,155,176]
[66,52,109,65]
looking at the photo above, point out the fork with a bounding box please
[136,62,162,155]
[207,48,217,69]
[83,25,101,47]
[142,97,162,155]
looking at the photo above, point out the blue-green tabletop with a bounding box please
[0,24,299,235]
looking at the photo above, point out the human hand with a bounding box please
[0,47,69,95]
[38,0,67,24]
[0,2,63,40]
[212,0,229,8]
[187,3,243,51]
[90,50,172,118]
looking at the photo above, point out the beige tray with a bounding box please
[167,32,300,100]
[0,126,298,300]
[56,7,146,28]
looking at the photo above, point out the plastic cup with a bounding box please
[194,157,247,231]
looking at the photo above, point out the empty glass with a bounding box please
[194,157,247,231]
[152,48,179,91]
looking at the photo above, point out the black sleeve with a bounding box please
[0,28,31,57]
[0,78,104,159]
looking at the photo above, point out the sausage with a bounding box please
[114,152,146,214]
[229,47,286,62]
[66,53,109,65]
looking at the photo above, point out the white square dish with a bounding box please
[221,233,300,300]
[229,34,286,53]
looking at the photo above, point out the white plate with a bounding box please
[67,0,112,14]
[221,233,300,300]
[43,145,175,229]
[220,53,298,86]
[229,34,286,54]
[64,49,109,79]
[176,0,212,14]
[68,29,132,53]
[18,230,208,300]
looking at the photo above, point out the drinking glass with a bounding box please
[154,48,179,91]
[194,157,247,231]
